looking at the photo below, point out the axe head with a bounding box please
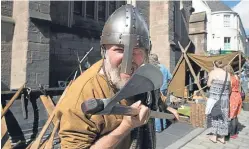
[81,63,163,115]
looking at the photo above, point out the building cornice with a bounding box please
[211,11,237,15]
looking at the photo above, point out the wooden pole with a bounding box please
[40,95,57,125]
[178,41,206,98]
[1,108,12,149]
[1,84,25,118]
[44,121,60,149]
[228,54,239,66]
[29,81,72,149]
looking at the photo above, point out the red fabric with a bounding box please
[229,76,242,118]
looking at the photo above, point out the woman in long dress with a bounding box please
[205,60,231,144]
[226,65,242,139]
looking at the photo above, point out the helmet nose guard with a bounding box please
[100,4,150,74]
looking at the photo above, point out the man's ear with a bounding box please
[101,46,106,59]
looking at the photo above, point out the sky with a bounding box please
[221,0,241,8]
[222,0,249,36]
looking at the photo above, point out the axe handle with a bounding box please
[111,105,190,122]
[111,105,175,119]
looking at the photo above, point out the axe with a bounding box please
[81,64,182,120]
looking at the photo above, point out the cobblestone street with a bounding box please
[180,110,249,149]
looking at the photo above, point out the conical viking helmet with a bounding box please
[100,4,151,74]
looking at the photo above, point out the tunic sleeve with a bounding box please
[59,82,105,149]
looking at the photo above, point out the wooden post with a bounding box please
[1,84,25,118]
[1,108,12,149]
[178,41,206,99]
[228,53,239,66]
[40,95,58,125]
[29,81,72,149]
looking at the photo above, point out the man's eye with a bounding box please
[116,49,124,53]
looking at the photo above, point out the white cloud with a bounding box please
[233,0,249,35]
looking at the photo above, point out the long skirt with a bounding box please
[207,109,229,136]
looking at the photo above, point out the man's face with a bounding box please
[104,44,146,89]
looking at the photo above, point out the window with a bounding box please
[224,15,230,27]
[98,1,106,21]
[109,1,116,15]
[86,1,95,19]
[72,1,124,22]
[73,1,82,15]
[224,37,231,50]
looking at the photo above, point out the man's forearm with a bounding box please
[90,122,131,149]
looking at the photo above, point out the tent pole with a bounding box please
[228,54,239,66]
[178,41,206,99]
[171,55,184,78]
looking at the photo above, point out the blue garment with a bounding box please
[158,64,172,94]
[155,116,167,132]
[155,64,172,132]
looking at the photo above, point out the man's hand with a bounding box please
[166,106,179,121]
[121,100,150,130]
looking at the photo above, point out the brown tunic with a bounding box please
[56,60,131,149]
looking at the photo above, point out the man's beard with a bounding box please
[104,55,134,89]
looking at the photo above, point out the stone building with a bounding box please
[192,0,248,55]
[1,1,194,147]
[1,0,193,90]
[1,1,126,91]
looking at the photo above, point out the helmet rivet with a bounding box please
[126,24,128,27]
[133,25,135,28]
[126,16,129,19]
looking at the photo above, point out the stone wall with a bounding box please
[1,17,15,91]
[26,20,50,88]
[189,12,207,54]
[150,1,173,70]
[25,1,51,89]
[136,1,150,26]
[1,1,13,17]
[50,33,101,87]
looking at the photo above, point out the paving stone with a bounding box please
[242,138,249,143]
[185,143,208,149]
[180,146,192,149]
[239,147,248,149]
[229,141,248,147]
[201,142,224,148]
[238,131,248,135]
[224,142,239,148]
[189,139,203,145]
[174,111,249,149]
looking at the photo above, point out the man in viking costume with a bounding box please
[56,4,157,149]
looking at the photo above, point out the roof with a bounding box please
[206,0,232,12]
